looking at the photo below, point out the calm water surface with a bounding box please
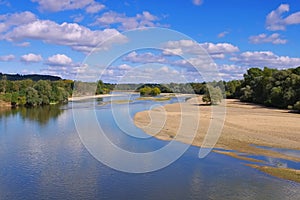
[0,93,299,200]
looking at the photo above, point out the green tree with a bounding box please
[294,101,300,111]
[34,80,52,105]
[139,86,152,96]
[225,80,242,98]
[0,75,7,93]
[240,85,253,102]
[202,85,223,105]
[25,87,40,106]
[150,87,161,96]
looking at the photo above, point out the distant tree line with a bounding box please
[72,80,114,96]
[0,72,61,81]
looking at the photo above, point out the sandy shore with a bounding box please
[0,100,11,110]
[69,94,122,101]
[134,96,300,162]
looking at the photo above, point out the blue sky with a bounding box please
[0,0,300,82]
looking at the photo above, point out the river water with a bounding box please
[0,93,299,200]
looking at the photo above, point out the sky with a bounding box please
[1,0,300,83]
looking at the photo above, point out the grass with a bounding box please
[246,164,300,183]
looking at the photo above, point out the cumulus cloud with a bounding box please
[230,51,300,68]
[0,11,37,33]
[112,65,190,83]
[5,20,127,53]
[0,54,15,61]
[249,33,287,44]
[46,54,72,66]
[95,11,162,30]
[201,42,239,58]
[163,40,239,59]
[217,64,245,80]
[21,53,43,63]
[42,56,91,79]
[266,4,300,31]
[123,51,167,64]
[192,0,203,6]
[41,64,86,80]
[31,0,105,13]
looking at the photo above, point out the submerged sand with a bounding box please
[134,96,300,162]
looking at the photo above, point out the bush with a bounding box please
[202,85,223,105]
[139,87,161,97]
[294,101,300,111]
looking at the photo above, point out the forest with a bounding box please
[226,66,300,111]
[0,78,112,107]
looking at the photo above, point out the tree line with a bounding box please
[226,66,300,111]
[1,66,299,111]
[0,78,113,107]
[0,78,73,107]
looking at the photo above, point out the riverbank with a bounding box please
[68,94,123,101]
[0,100,11,110]
[134,96,300,182]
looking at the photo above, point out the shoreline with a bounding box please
[134,96,300,181]
[0,100,12,110]
[68,93,123,101]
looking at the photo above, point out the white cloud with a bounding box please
[0,11,37,33]
[249,33,287,44]
[31,0,104,13]
[217,64,245,80]
[42,57,91,80]
[123,51,167,63]
[14,42,31,47]
[47,54,72,66]
[85,2,105,13]
[21,53,43,63]
[163,40,239,59]
[192,0,203,6]
[95,11,161,30]
[266,4,300,31]
[71,14,84,23]
[5,20,127,53]
[117,64,132,70]
[114,65,190,83]
[0,54,15,61]
[201,42,239,58]
[230,51,300,68]
[217,31,229,38]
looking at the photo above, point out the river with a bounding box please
[0,93,299,200]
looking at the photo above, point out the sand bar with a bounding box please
[134,96,300,162]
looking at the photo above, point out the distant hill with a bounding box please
[0,73,62,81]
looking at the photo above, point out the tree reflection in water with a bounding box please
[0,105,64,125]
